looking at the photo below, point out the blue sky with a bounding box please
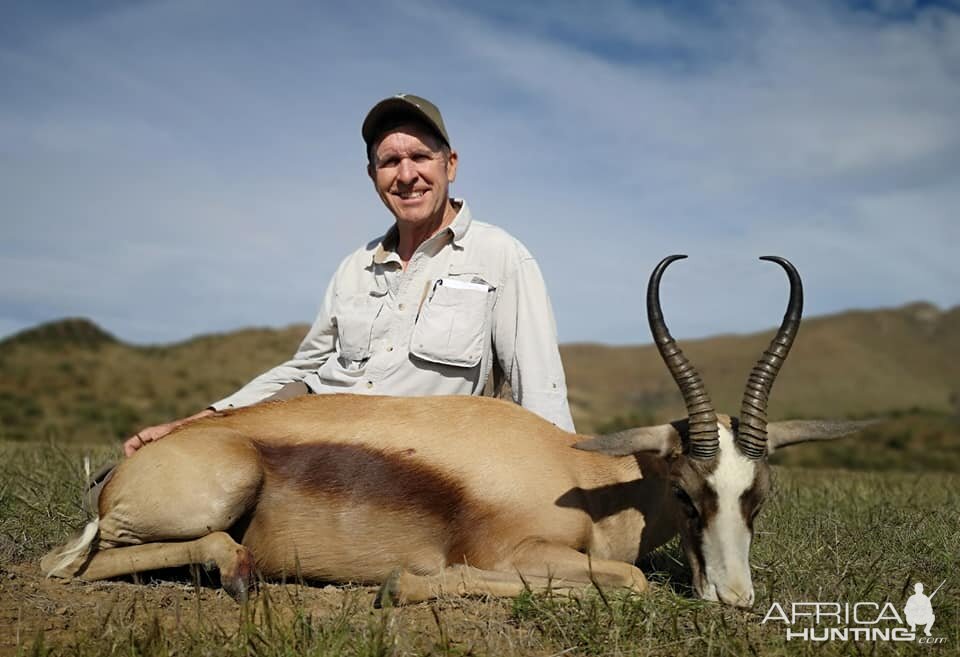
[1,0,958,345]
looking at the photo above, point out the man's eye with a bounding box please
[412,154,430,162]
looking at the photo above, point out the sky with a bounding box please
[1,0,958,345]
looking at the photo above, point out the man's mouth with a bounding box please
[396,190,426,200]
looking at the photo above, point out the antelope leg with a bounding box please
[77,531,255,601]
[376,565,576,605]
[509,540,648,592]
[376,542,648,606]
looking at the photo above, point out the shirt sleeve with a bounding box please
[492,256,575,432]
[209,277,337,411]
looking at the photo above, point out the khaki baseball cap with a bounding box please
[362,93,451,150]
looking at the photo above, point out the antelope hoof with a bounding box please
[221,547,256,603]
[630,573,650,594]
[374,568,403,608]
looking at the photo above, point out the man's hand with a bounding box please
[123,409,216,457]
[123,422,177,457]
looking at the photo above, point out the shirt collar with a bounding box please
[372,199,472,265]
[447,199,472,244]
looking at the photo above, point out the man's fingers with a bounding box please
[123,432,149,458]
[140,424,173,442]
[123,421,179,457]
[123,437,139,457]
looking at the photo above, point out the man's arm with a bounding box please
[491,255,575,432]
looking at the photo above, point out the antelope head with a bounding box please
[578,255,871,608]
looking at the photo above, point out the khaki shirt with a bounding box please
[212,200,574,431]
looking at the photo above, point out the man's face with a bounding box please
[368,123,458,227]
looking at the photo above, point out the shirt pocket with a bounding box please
[333,295,382,365]
[410,279,493,368]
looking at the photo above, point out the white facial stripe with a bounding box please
[700,424,755,606]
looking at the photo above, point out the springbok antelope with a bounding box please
[42,255,870,608]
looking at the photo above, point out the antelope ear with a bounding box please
[766,419,880,454]
[574,422,683,457]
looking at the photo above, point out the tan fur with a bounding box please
[44,394,676,601]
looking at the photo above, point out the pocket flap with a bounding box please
[334,297,381,362]
[447,264,499,289]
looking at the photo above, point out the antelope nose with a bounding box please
[717,585,755,609]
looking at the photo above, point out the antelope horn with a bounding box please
[737,256,803,459]
[647,255,719,460]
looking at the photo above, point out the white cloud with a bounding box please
[0,0,957,345]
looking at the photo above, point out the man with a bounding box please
[124,93,574,457]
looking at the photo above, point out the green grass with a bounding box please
[2,441,957,656]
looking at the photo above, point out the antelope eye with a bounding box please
[672,486,698,517]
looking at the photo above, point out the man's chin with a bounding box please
[393,209,437,226]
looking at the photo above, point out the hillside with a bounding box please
[1,303,958,470]
[565,302,960,426]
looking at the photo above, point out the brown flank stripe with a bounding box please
[253,441,489,564]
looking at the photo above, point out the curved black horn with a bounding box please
[737,256,803,460]
[647,255,719,460]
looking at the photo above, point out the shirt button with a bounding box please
[386,345,394,352]
[366,381,374,389]
[398,303,406,311]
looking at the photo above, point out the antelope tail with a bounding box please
[40,518,100,578]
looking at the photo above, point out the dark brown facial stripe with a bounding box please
[694,483,719,530]
[738,463,771,530]
[253,441,469,526]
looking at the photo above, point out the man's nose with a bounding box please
[397,158,418,184]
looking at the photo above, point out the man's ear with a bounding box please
[766,419,879,454]
[574,423,683,458]
[446,149,458,183]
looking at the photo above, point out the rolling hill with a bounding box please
[1,303,957,470]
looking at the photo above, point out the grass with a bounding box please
[1,441,957,656]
